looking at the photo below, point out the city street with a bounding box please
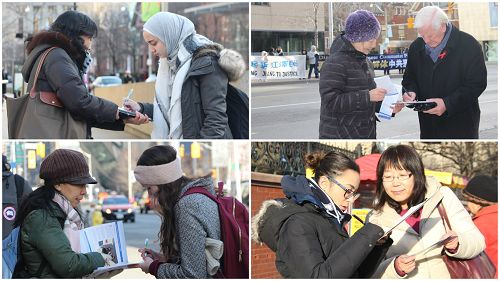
[251,63,498,139]
[113,212,161,279]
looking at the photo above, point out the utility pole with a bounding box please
[328,2,334,49]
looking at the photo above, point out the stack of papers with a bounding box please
[374,75,402,121]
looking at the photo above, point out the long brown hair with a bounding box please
[137,145,191,259]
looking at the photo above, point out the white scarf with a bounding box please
[144,12,212,139]
[52,192,85,252]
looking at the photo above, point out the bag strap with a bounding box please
[29,47,57,98]
[14,175,24,205]
[182,186,219,203]
[437,201,452,232]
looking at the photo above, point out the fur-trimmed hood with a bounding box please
[193,44,246,82]
[22,31,84,82]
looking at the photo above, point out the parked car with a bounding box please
[101,195,135,223]
[92,76,122,88]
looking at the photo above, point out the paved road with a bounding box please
[112,212,161,279]
[251,63,498,139]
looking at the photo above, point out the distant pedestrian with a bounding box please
[276,46,284,56]
[2,155,32,240]
[300,49,308,79]
[135,145,224,278]
[383,49,390,75]
[269,47,275,56]
[122,71,135,84]
[12,149,118,278]
[259,51,268,82]
[462,175,498,277]
[307,45,319,79]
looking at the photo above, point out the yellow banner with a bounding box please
[424,169,453,184]
[350,208,371,235]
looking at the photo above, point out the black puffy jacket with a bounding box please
[252,175,392,278]
[319,34,379,139]
[21,32,124,139]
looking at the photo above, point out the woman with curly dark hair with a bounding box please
[252,150,392,278]
[134,145,222,278]
[20,10,148,139]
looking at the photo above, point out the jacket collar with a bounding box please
[183,55,215,82]
[474,204,498,218]
[417,25,459,59]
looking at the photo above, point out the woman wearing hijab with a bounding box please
[124,12,246,139]
[252,150,393,278]
[20,11,148,139]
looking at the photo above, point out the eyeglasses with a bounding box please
[382,173,412,182]
[327,176,358,200]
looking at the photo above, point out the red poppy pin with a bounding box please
[438,50,447,60]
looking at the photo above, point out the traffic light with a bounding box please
[407,17,414,29]
[28,150,36,169]
[191,142,201,159]
[179,144,185,158]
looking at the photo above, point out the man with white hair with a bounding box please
[402,5,487,139]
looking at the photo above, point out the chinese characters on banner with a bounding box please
[250,55,306,80]
[367,53,408,70]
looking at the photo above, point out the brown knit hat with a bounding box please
[40,149,97,185]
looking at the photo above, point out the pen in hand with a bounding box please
[125,89,134,101]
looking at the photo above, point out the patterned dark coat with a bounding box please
[319,34,379,139]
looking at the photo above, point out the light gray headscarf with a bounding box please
[143,12,212,139]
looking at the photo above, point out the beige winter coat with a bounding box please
[366,177,485,278]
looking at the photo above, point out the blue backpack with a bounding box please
[2,227,20,279]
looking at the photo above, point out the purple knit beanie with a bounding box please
[344,10,381,43]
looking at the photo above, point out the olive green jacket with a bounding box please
[20,201,105,278]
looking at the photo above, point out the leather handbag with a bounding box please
[437,203,496,278]
[6,47,86,139]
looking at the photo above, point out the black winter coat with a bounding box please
[402,25,487,139]
[21,32,124,139]
[253,176,392,278]
[319,35,378,139]
[141,46,234,139]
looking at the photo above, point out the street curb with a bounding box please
[252,79,320,87]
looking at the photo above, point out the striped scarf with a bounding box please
[52,192,84,252]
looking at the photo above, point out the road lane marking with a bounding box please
[253,101,320,110]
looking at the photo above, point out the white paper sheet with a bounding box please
[384,199,428,236]
[374,75,401,121]
[413,235,457,260]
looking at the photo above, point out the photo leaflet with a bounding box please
[383,198,429,236]
[80,221,139,278]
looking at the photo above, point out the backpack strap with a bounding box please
[182,187,218,202]
[13,175,25,205]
